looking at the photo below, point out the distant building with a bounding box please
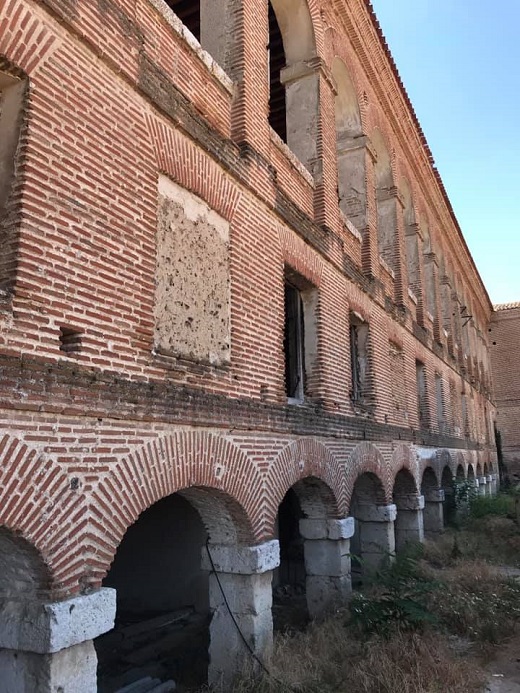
[490,303,520,482]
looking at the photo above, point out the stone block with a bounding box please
[0,588,116,654]
[423,489,445,503]
[354,503,397,523]
[299,517,355,540]
[306,575,352,618]
[394,494,425,511]
[208,572,273,616]
[201,540,280,575]
[304,539,350,577]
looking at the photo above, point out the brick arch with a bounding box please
[89,432,262,587]
[264,438,345,534]
[0,3,59,76]
[346,442,390,506]
[421,466,440,491]
[145,114,242,222]
[436,448,455,477]
[390,444,420,491]
[0,434,87,599]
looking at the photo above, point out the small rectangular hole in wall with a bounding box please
[59,327,83,354]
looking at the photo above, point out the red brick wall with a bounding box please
[0,0,496,598]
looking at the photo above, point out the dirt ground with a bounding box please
[486,634,520,692]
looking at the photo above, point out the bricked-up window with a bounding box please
[154,176,231,365]
[373,129,398,274]
[350,312,370,404]
[461,392,469,437]
[332,58,366,234]
[284,268,318,402]
[389,341,407,424]
[416,360,429,427]
[435,373,445,431]
[268,0,318,173]
[0,70,26,293]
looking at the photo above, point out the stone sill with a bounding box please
[408,287,418,305]
[379,255,395,280]
[269,128,315,188]
[147,0,233,95]
[152,348,231,377]
[339,209,362,243]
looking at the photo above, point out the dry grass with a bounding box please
[230,617,484,693]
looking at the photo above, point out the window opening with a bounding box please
[435,373,444,430]
[350,313,369,404]
[284,282,304,401]
[268,1,286,142]
[416,360,428,426]
[165,0,200,40]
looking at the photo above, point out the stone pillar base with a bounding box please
[202,540,279,689]
[300,518,355,617]
[394,495,425,552]
[0,588,116,693]
[423,489,445,536]
[354,504,397,573]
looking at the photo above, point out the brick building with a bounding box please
[490,303,520,482]
[0,0,497,690]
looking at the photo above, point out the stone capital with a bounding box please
[202,540,280,575]
[354,503,397,523]
[299,517,355,541]
[423,489,445,503]
[0,588,116,654]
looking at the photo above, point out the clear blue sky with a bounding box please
[370,0,520,305]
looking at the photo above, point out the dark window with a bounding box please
[284,282,304,400]
[350,313,369,403]
[165,0,200,40]
[416,360,428,426]
[268,1,286,142]
[283,269,318,402]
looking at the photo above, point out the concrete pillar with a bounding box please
[478,476,487,497]
[486,475,494,496]
[202,540,279,689]
[354,504,397,573]
[299,517,354,618]
[423,489,445,536]
[0,588,116,692]
[394,494,425,552]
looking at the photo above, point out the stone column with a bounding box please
[491,474,499,495]
[486,475,494,496]
[422,489,445,536]
[478,476,487,497]
[0,588,116,693]
[354,504,397,573]
[202,540,279,688]
[394,494,425,552]
[299,517,354,618]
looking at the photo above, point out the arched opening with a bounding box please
[393,469,423,552]
[421,467,444,536]
[467,464,476,483]
[372,129,397,273]
[441,465,456,526]
[273,487,306,629]
[332,58,365,232]
[95,488,252,691]
[349,472,389,585]
[268,0,318,172]
[273,476,343,625]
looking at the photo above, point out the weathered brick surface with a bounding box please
[0,0,496,597]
